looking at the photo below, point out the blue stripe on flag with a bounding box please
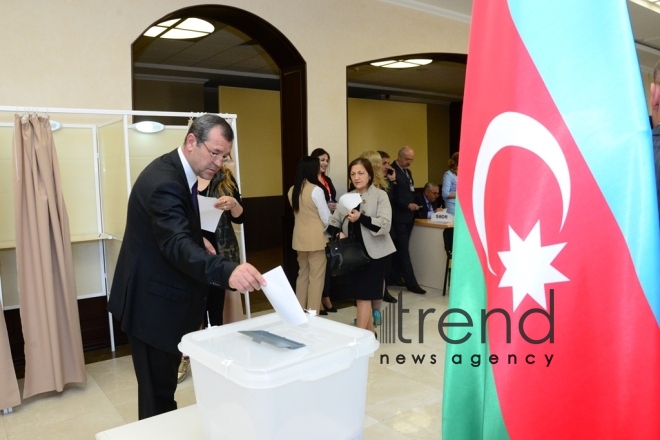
[507,0,660,323]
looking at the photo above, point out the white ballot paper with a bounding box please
[262,266,308,326]
[337,193,362,214]
[198,195,224,232]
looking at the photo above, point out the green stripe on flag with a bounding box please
[442,200,509,439]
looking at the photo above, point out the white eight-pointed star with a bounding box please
[498,221,569,311]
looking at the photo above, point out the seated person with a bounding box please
[414,182,442,219]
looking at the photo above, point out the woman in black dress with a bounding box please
[327,158,396,332]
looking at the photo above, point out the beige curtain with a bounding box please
[0,299,20,410]
[13,114,85,399]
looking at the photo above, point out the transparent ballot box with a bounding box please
[178,312,379,440]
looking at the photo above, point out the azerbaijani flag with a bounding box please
[442,1,660,438]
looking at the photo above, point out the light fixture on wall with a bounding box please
[132,121,165,133]
[143,18,214,39]
[370,59,433,69]
[49,120,62,131]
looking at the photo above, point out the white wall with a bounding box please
[0,0,469,192]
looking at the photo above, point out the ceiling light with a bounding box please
[370,59,433,69]
[143,17,214,40]
[144,27,167,37]
[371,60,396,67]
[161,29,208,39]
[159,19,181,27]
[132,121,164,133]
[382,61,419,68]
[176,18,214,33]
[405,59,433,66]
[49,120,61,131]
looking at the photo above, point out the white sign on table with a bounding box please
[431,210,454,224]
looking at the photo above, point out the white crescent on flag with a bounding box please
[472,111,571,275]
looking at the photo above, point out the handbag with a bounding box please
[325,216,370,277]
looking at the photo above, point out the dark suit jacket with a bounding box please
[414,193,439,219]
[108,149,238,354]
[390,162,416,224]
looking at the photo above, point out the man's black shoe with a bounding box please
[409,285,426,294]
[383,290,398,303]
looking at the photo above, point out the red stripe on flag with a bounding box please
[458,1,660,438]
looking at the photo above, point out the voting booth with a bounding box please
[0,107,245,351]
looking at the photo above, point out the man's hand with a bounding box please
[434,207,443,213]
[228,263,266,292]
[203,237,216,255]
[652,82,660,127]
[408,203,420,211]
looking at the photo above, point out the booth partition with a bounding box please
[0,109,244,411]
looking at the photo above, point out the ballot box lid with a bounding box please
[178,312,378,389]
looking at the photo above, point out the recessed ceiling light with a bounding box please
[159,19,181,27]
[371,60,396,67]
[176,18,214,33]
[405,59,433,66]
[143,17,214,40]
[382,61,419,68]
[132,121,164,133]
[161,29,209,39]
[144,27,167,37]
[370,59,433,69]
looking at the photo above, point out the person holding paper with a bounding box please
[327,158,396,334]
[199,162,246,325]
[288,157,331,313]
[108,114,266,420]
[414,182,442,219]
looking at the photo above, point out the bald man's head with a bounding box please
[396,146,415,169]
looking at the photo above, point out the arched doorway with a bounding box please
[131,5,305,292]
[347,53,467,184]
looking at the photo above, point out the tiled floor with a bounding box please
[0,286,449,440]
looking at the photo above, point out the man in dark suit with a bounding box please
[388,146,426,294]
[108,114,265,420]
[414,182,442,219]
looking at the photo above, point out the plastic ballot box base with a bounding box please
[178,312,379,440]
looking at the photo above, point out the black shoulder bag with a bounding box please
[325,216,370,277]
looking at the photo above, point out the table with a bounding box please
[408,219,453,290]
[96,405,201,440]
